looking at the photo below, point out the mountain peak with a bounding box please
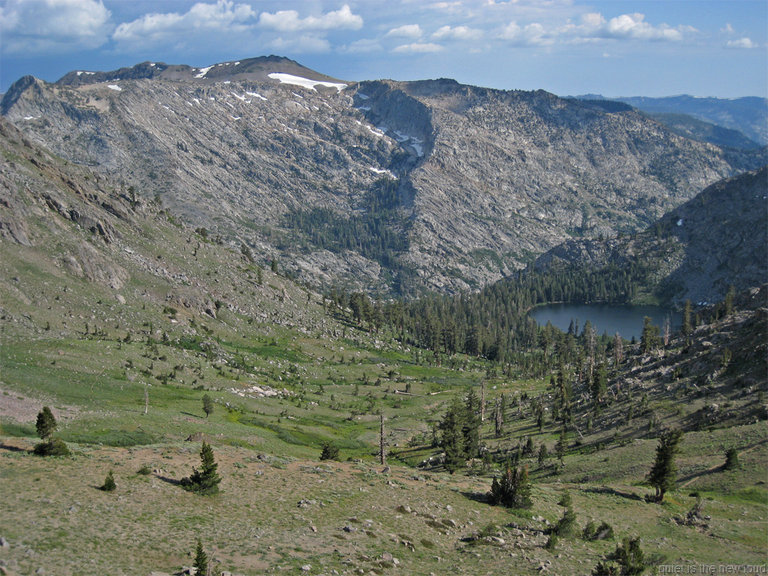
[50,55,345,89]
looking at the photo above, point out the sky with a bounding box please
[1,0,766,98]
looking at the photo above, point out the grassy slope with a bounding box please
[0,119,765,575]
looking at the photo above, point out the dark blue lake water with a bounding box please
[529,303,679,340]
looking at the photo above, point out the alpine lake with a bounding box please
[529,303,680,340]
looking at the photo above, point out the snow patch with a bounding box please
[356,92,369,100]
[194,66,213,79]
[108,84,122,91]
[77,71,95,76]
[268,72,346,92]
[677,218,684,227]
[246,91,268,101]
[354,119,385,137]
[369,167,397,179]
[23,116,38,121]
[392,130,425,157]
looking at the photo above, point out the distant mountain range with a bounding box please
[574,94,768,148]
[2,56,766,297]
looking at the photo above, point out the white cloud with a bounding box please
[432,25,483,41]
[725,37,756,49]
[113,0,256,45]
[341,38,383,54]
[385,24,423,39]
[258,4,362,32]
[1,0,112,53]
[393,42,444,53]
[497,11,695,47]
[499,21,551,46]
[604,13,683,41]
[569,12,693,42]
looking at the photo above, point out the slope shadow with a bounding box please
[583,486,645,502]
[678,465,724,486]
[460,490,491,504]
[155,474,183,487]
[0,442,28,453]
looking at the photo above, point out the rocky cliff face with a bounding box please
[2,57,764,295]
[533,166,768,305]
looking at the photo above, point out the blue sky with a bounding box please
[1,0,765,97]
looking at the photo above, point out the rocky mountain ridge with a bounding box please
[2,56,765,295]
[533,166,768,306]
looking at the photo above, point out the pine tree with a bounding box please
[490,464,532,509]
[591,362,607,404]
[647,429,683,502]
[494,398,504,438]
[462,389,481,459]
[182,441,221,495]
[439,396,466,473]
[592,537,646,575]
[193,540,208,576]
[320,441,340,461]
[681,300,693,340]
[640,317,660,354]
[202,394,214,418]
[36,406,57,440]
[724,286,736,316]
[724,448,740,471]
[100,470,116,492]
[611,537,647,575]
[537,444,549,467]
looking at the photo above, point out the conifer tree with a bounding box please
[182,442,221,495]
[100,470,116,492]
[724,285,736,316]
[490,463,532,509]
[724,448,739,471]
[640,317,660,354]
[462,389,481,459]
[439,396,466,473]
[647,429,683,502]
[494,397,504,438]
[36,406,57,441]
[591,362,607,405]
[32,406,71,456]
[193,540,208,576]
[537,444,549,467]
[202,394,214,418]
[681,300,693,340]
